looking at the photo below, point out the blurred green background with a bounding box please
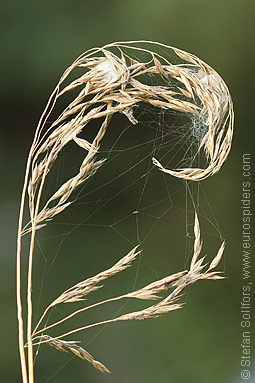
[1,0,254,382]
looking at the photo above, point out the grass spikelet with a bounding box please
[38,335,110,374]
[51,246,140,306]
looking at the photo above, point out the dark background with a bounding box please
[1,1,254,382]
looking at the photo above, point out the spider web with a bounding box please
[30,51,224,381]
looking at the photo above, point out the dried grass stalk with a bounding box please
[16,41,233,383]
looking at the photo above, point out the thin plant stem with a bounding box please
[32,306,52,336]
[16,155,31,383]
[33,295,126,336]
[27,142,59,383]
[32,318,118,347]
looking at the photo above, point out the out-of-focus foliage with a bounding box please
[1,0,254,382]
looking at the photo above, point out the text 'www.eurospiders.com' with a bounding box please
[240,153,253,381]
